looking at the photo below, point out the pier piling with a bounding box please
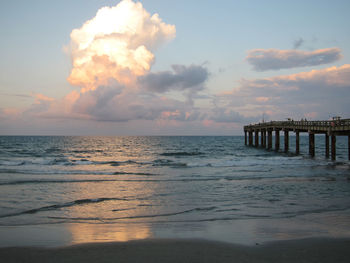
[309,132,315,157]
[349,135,350,161]
[296,131,300,155]
[325,134,329,158]
[331,135,336,161]
[249,131,253,146]
[268,130,272,150]
[275,130,280,151]
[262,130,266,148]
[284,130,289,153]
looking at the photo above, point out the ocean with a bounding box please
[0,136,349,247]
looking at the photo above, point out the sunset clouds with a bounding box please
[246,48,342,71]
[68,0,175,91]
[27,0,207,124]
[1,1,349,135]
[219,64,350,120]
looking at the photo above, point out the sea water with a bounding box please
[0,136,349,246]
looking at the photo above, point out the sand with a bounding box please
[0,238,349,263]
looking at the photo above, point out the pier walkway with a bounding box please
[243,119,350,160]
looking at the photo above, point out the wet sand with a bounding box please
[0,238,349,263]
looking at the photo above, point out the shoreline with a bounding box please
[1,238,350,263]
[2,210,350,248]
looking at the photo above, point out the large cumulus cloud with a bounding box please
[67,0,176,91]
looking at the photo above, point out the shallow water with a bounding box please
[0,136,349,246]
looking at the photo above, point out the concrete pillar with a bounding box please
[309,133,315,157]
[296,131,300,155]
[249,131,253,146]
[284,130,289,153]
[244,131,247,145]
[331,135,336,161]
[268,130,272,150]
[275,130,280,151]
[255,130,259,147]
[325,134,329,158]
[261,130,264,146]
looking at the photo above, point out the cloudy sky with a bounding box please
[1,0,349,135]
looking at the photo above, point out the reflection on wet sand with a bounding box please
[68,223,152,244]
[66,167,157,244]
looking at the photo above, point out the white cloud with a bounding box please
[67,0,176,91]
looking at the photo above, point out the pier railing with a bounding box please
[244,119,350,133]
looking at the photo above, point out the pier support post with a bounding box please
[348,135,350,161]
[325,134,329,158]
[275,130,280,151]
[261,130,264,147]
[268,130,272,150]
[244,131,247,145]
[309,132,315,157]
[262,130,266,148]
[249,131,253,146]
[331,135,336,161]
[255,130,259,147]
[284,130,289,153]
[296,131,300,155]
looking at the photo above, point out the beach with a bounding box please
[1,238,350,263]
[1,136,349,261]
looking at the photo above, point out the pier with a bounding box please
[243,118,350,160]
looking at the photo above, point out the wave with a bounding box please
[0,160,26,166]
[47,206,217,221]
[152,159,188,167]
[160,151,204,157]
[101,160,139,166]
[278,205,350,218]
[113,171,155,176]
[0,179,120,186]
[0,158,142,167]
[0,173,316,186]
[72,149,103,154]
[0,169,118,175]
[0,198,129,219]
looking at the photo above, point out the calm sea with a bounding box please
[0,136,349,246]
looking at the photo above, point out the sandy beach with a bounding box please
[1,238,349,263]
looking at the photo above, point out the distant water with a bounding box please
[0,136,349,245]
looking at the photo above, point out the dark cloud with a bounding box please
[70,85,193,122]
[293,38,304,49]
[246,47,342,71]
[0,93,31,98]
[138,64,209,92]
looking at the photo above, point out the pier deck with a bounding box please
[243,119,350,160]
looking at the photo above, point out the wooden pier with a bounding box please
[243,119,350,160]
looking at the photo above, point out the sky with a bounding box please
[0,0,349,135]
